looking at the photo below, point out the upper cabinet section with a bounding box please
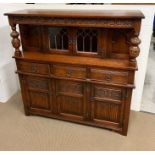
[5,9,144,60]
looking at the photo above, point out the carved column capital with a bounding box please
[129,34,141,62]
[10,24,22,56]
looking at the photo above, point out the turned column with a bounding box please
[129,32,141,62]
[10,24,22,56]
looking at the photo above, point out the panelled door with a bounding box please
[19,75,52,114]
[55,79,86,121]
[90,84,126,129]
[74,27,107,57]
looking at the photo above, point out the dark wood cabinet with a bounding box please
[5,9,144,135]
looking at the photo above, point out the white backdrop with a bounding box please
[0,3,154,111]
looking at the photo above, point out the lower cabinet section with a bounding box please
[19,74,129,135]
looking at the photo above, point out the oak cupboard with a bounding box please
[5,9,144,135]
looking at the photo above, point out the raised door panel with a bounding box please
[57,96,83,116]
[92,101,122,124]
[56,80,86,120]
[90,84,125,129]
[26,76,50,91]
[29,91,50,110]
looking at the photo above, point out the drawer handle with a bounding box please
[31,64,38,73]
[66,69,73,77]
[104,75,112,82]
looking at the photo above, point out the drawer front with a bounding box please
[17,61,50,75]
[52,65,86,79]
[90,68,128,84]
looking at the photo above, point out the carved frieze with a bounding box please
[9,16,133,28]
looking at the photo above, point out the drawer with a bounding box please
[17,61,50,75]
[52,65,86,79]
[90,68,128,84]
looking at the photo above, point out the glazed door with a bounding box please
[55,79,86,121]
[73,27,108,58]
[41,26,73,55]
[90,84,126,129]
[19,75,52,115]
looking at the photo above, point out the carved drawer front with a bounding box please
[26,76,49,90]
[91,84,125,126]
[17,61,50,75]
[56,80,85,120]
[52,65,86,79]
[90,68,128,84]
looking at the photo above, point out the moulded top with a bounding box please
[4,9,145,19]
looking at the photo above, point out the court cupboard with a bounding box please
[5,9,144,135]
